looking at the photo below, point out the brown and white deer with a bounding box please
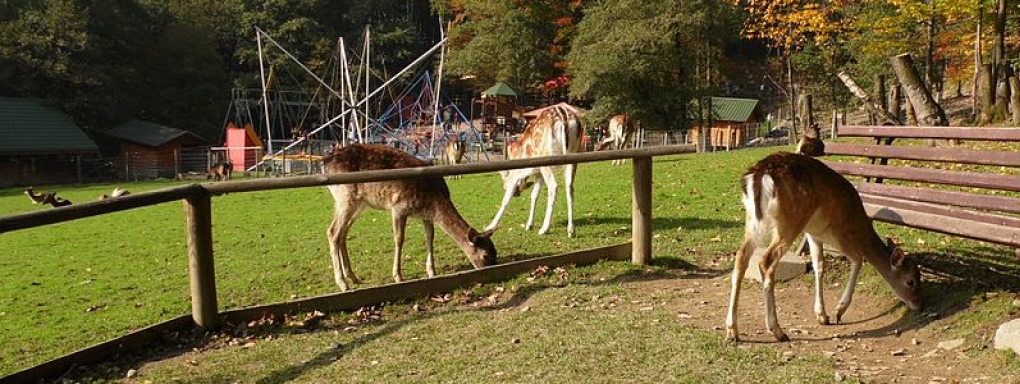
[208,161,232,181]
[725,152,922,342]
[486,105,583,237]
[443,134,467,178]
[24,187,72,207]
[595,114,636,165]
[324,143,497,291]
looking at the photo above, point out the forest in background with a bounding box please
[0,0,1017,143]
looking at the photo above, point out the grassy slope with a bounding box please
[1,146,1017,381]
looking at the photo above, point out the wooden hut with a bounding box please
[0,97,100,186]
[480,82,519,138]
[690,97,765,150]
[105,119,208,180]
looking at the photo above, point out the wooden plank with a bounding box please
[2,315,194,384]
[863,202,1020,247]
[860,194,1020,227]
[0,184,203,234]
[857,183,1020,214]
[632,157,653,265]
[822,160,1020,192]
[203,145,694,195]
[826,143,1020,167]
[838,125,1020,141]
[219,243,633,324]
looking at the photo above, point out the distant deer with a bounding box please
[24,187,72,207]
[324,143,498,291]
[99,187,130,200]
[443,134,467,179]
[725,152,922,342]
[796,123,826,157]
[595,114,636,165]
[487,105,583,237]
[208,161,232,181]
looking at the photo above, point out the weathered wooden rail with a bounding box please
[0,144,693,382]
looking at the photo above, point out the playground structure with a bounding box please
[216,25,492,177]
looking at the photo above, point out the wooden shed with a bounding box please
[105,119,208,180]
[690,97,765,150]
[0,97,100,186]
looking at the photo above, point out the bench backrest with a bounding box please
[824,125,1020,214]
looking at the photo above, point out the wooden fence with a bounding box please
[0,144,693,382]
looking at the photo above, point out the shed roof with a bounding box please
[709,97,760,122]
[0,97,99,155]
[106,119,207,147]
[481,82,518,98]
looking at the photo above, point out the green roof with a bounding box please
[0,97,99,155]
[481,82,518,97]
[710,97,760,122]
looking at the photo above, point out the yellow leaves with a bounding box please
[739,0,851,50]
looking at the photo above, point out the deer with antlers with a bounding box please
[725,152,922,342]
[486,105,583,237]
[324,143,497,291]
[595,114,636,165]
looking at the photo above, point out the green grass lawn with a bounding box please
[1,146,1018,381]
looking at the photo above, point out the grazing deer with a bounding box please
[595,114,636,165]
[725,152,922,342]
[99,187,130,200]
[486,105,583,237]
[207,161,232,181]
[443,134,467,178]
[24,187,72,207]
[324,143,498,291]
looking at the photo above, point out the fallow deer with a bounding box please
[595,114,636,165]
[796,123,826,157]
[208,161,233,181]
[99,187,130,200]
[24,187,72,207]
[486,105,583,237]
[725,152,922,342]
[443,134,467,179]
[324,143,497,291]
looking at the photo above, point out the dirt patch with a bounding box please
[620,264,1017,384]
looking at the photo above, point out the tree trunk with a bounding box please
[972,8,982,121]
[797,94,816,137]
[979,63,995,122]
[888,83,902,122]
[890,53,948,126]
[1011,73,1020,124]
[837,71,901,125]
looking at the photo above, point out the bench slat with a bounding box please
[863,201,1020,247]
[822,160,1020,192]
[861,193,1020,227]
[826,143,1020,167]
[857,183,1020,214]
[838,125,1020,141]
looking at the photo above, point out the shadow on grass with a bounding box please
[582,215,741,232]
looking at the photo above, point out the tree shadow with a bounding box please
[581,215,740,232]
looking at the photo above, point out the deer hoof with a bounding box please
[817,315,830,325]
[726,328,740,343]
[774,332,790,342]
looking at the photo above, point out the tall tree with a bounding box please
[568,0,738,131]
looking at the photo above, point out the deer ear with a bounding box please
[887,238,906,268]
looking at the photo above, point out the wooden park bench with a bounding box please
[821,124,1020,248]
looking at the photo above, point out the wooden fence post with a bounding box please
[632,156,652,265]
[185,193,218,330]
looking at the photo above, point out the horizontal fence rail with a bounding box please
[838,125,1020,141]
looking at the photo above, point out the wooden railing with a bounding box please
[0,145,692,382]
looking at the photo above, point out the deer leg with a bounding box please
[835,259,863,323]
[564,163,576,237]
[726,235,756,342]
[806,234,830,325]
[525,177,544,231]
[487,172,527,231]
[391,212,408,283]
[327,202,363,290]
[537,167,558,235]
[761,237,792,342]
[423,219,436,278]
